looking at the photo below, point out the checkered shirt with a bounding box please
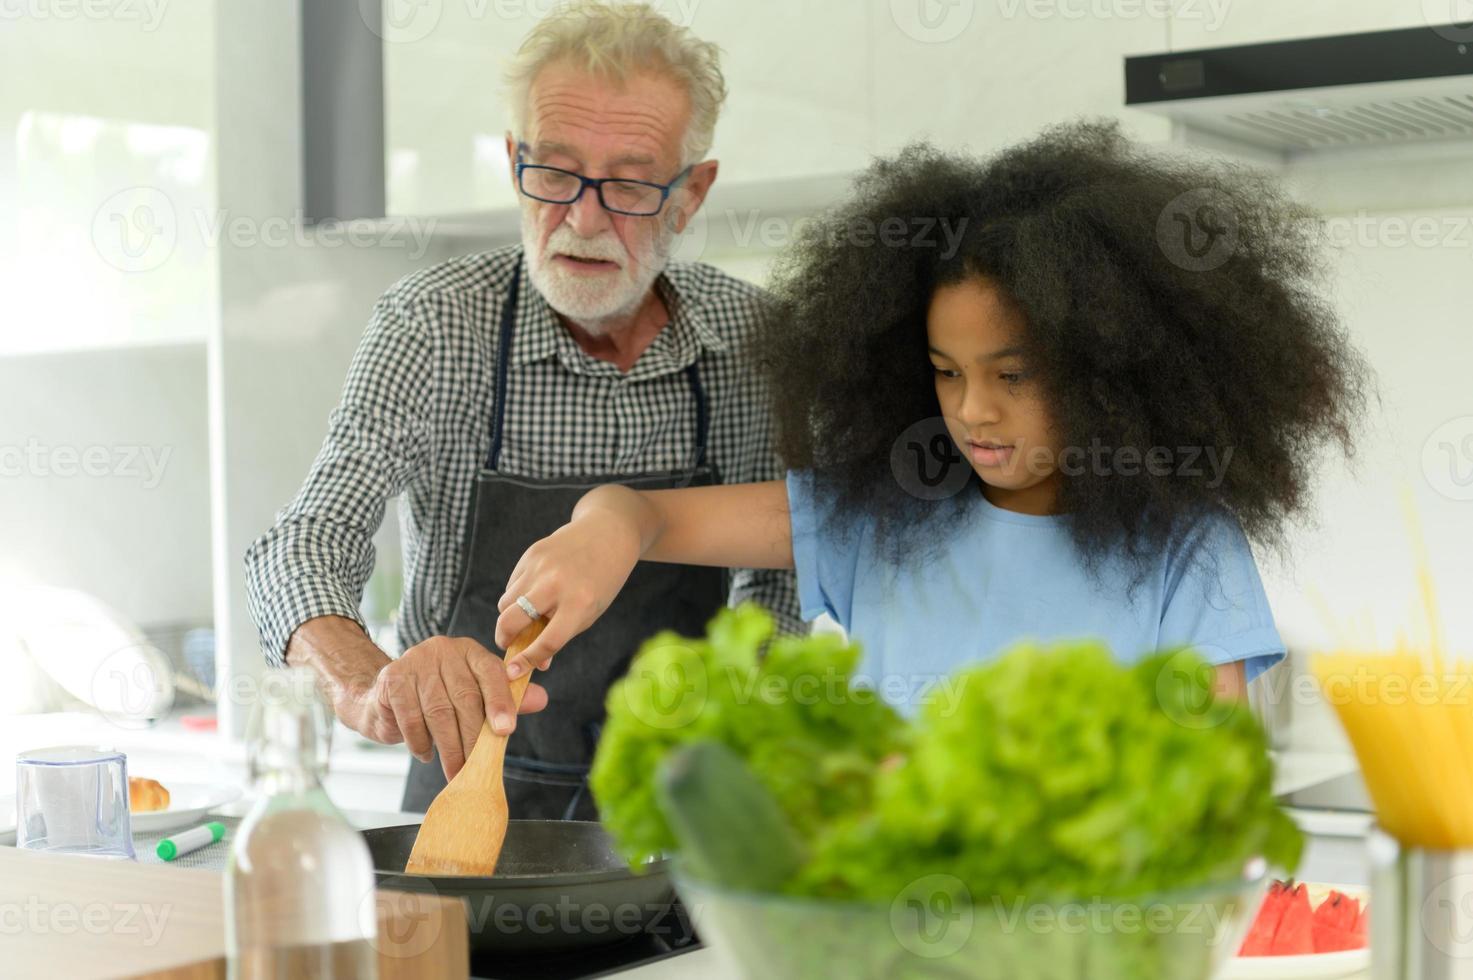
[244,244,803,666]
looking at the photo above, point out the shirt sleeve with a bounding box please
[1159,511,1286,685]
[785,470,866,631]
[243,296,434,666]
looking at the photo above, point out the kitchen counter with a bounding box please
[3,713,1371,978]
[149,803,722,978]
[228,801,1368,980]
[0,709,411,812]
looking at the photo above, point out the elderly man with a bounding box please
[245,1,801,818]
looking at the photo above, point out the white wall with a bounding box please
[0,2,215,635]
[1255,197,1473,752]
[0,0,215,356]
[210,0,483,737]
[380,0,1178,216]
[0,343,212,628]
[1263,203,1473,651]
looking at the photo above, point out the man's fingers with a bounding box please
[383,669,433,763]
[351,677,404,746]
[365,715,405,745]
[468,646,520,736]
[416,669,468,781]
[440,655,488,771]
[518,682,549,714]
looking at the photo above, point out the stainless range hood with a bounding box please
[1125,24,1473,160]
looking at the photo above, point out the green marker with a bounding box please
[156,821,227,861]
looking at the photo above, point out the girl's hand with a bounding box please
[493,505,644,678]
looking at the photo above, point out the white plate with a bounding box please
[0,781,241,843]
[1218,883,1369,980]
[1216,948,1368,979]
[128,781,242,834]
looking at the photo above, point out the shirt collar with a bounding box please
[508,253,730,371]
[658,263,730,355]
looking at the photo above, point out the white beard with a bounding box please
[522,208,680,333]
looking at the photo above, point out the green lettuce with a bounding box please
[589,603,905,865]
[795,642,1302,900]
[591,604,1301,902]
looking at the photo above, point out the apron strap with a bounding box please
[486,262,522,471]
[485,261,713,472]
[685,359,710,471]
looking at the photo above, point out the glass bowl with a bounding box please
[675,859,1268,980]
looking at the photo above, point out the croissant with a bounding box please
[128,776,170,813]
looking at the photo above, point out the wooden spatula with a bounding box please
[404,618,544,876]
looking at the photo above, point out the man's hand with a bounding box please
[371,634,549,780]
[286,616,548,782]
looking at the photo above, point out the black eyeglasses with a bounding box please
[514,142,693,217]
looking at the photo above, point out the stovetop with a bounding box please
[469,901,701,980]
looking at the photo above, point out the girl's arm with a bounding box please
[1212,660,1247,701]
[493,480,792,674]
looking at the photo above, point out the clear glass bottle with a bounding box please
[225,668,378,979]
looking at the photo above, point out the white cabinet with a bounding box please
[871,1,1174,156]
[691,1,873,184]
[382,0,872,216]
[381,0,1176,217]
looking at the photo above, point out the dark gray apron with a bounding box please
[401,260,728,819]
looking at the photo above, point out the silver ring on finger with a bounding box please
[516,594,540,621]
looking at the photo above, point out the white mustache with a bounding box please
[546,228,626,266]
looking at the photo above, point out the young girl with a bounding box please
[491,122,1366,710]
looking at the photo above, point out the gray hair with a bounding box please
[504,0,728,166]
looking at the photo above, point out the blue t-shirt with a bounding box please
[786,471,1285,713]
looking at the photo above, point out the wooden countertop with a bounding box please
[0,846,466,979]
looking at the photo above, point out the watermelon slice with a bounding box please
[1312,923,1366,952]
[1333,891,1361,932]
[1270,882,1316,956]
[1238,880,1291,956]
[1314,891,1355,932]
[1310,889,1369,952]
[1239,881,1370,957]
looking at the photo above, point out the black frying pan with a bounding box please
[362,820,674,954]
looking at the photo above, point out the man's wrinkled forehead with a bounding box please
[525,63,691,170]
